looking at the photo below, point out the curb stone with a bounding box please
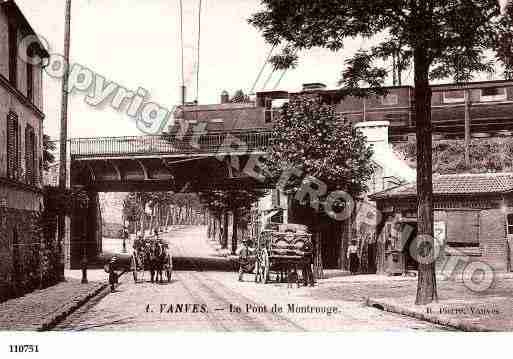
[365,297,492,332]
[39,282,108,331]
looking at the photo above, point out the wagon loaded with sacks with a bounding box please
[255,223,313,285]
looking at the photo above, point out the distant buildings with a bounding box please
[0,0,50,300]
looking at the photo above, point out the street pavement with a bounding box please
[55,225,449,331]
[0,279,105,331]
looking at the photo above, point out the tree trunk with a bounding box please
[149,206,155,235]
[221,211,229,249]
[164,206,170,230]
[211,214,216,240]
[414,45,437,305]
[139,201,146,238]
[338,219,350,270]
[215,214,221,243]
[207,212,212,238]
[231,211,238,255]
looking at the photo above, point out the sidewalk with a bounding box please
[310,272,513,331]
[0,271,107,331]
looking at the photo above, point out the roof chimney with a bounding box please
[302,83,327,91]
[354,121,390,151]
[220,90,230,104]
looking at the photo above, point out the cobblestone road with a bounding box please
[55,226,450,331]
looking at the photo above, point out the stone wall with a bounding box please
[479,208,508,272]
[0,207,60,302]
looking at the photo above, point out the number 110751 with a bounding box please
[9,345,39,353]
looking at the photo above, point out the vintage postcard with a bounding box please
[1,0,513,353]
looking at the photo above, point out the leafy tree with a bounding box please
[495,2,513,79]
[249,0,509,305]
[265,96,373,277]
[199,189,266,253]
[123,193,144,233]
[124,192,203,235]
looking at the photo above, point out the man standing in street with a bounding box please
[237,239,256,282]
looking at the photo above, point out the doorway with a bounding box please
[402,224,419,271]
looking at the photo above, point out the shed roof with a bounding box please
[369,172,513,200]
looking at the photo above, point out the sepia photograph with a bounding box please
[1,0,513,355]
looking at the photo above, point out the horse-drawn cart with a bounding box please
[255,223,313,284]
[131,237,172,284]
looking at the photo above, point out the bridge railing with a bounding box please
[69,129,273,158]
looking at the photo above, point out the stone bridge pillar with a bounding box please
[70,190,102,268]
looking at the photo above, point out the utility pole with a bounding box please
[58,0,72,281]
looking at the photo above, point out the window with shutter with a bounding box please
[446,210,480,247]
[507,214,513,235]
[6,112,20,180]
[25,125,36,185]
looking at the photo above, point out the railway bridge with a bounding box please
[64,129,274,267]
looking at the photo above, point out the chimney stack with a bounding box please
[220,90,230,104]
[180,85,187,105]
[354,121,390,152]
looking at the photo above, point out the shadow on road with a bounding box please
[88,252,237,272]
[173,256,237,271]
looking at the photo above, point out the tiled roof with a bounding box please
[369,172,513,200]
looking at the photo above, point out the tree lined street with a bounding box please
[55,226,448,331]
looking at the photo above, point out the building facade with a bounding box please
[0,0,50,300]
[370,173,513,275]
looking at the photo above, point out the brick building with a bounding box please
[0,1,51,300]
[369,173,513,274]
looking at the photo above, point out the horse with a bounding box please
[155,243,172,283]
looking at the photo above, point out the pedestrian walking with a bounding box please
[347,240,359,275]
[237,239,256,282]
[106,256,119,292]
[302,253,315,287]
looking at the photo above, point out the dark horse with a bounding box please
[149,242,172,283]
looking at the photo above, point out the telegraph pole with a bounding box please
[58,0,72,281]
